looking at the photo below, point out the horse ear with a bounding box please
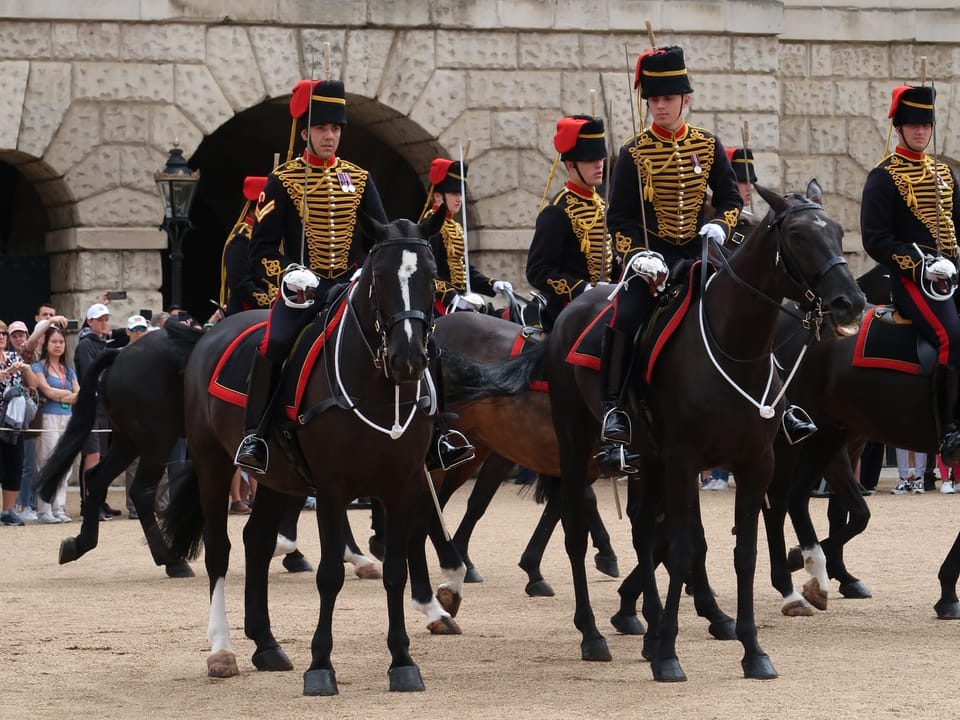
[754,183,787,214]
[358,210,386,244]
[421,202,446,238]
[806,178,823,205]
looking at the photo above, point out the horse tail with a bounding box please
[35,348,120,502]
[443,342,548,403]
[158,461,205,561]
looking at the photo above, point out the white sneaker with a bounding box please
[54,510,72,523]
[912,478,926,494]
[18,506,38,522]
[37,511,61,524]
[941,480,956,495]
[890,478,911,495]
[702,478,728,491]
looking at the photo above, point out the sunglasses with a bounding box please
[0,331,7,336]
[130,327,148,333]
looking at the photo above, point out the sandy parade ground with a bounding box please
[3,472,959,720]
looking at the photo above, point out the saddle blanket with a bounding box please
[208,302,347,420]
[852,306,934,376]
[507,333,549,393]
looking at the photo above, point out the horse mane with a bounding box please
[163,322,204,356]
[442,342,547,403]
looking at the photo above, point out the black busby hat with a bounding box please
[290,79,347,128]
[430,158,467,194]
[889,85,935,126]
[554,115,606,162]
[726,147,757,184]
[634,45,693,99]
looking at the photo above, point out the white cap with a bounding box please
[126,314,149,330]
[86,303,110,320]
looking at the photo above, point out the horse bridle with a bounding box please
[363,236,434,379]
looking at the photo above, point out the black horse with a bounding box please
[446,184,865,681]
[35,326,200,578]
[162,213,465,696]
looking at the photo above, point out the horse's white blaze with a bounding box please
[438,564,466,596]
[802,544,829,589]
[208,576,233,655]
[397,249,418,342]
[412,596,451,623]
[813,215,827,228]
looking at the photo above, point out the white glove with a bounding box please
[449,293,481,312]
[492,280,513,295]
[924,256,958,284]
[699,222,726,246]
[629,250,669,294]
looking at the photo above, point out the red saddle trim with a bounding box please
[852,309,921,375]
[644,269,697,384]
[284,300,348,419]
[208,321,269,406]
[510,334,549,393]
[566,303,616,371]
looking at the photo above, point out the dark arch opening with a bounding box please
[178,97,430,319]
[0,157,51,325]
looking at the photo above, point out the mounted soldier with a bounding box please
[861,82,960,459]
[234,79,468,474]
[526,114,614,331]
[597,45,818,477]
[421,157,512,315]
[218,176,274,317]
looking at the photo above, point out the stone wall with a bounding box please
[0,0,956,314]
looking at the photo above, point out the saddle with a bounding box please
[852,306,938,376]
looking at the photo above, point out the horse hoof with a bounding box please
[708,618,737,641]
[786,546,804,573]
[252,645,293,672]
[580,637,612,662]
[781,599,815,617]
[58,537,79,565]
[802,578,828,611]
[934,599,960,620]
[354,563,382,580]
[594,552,620,578]
[463,566,483,583]
[610,612,645,635]
[838,580,872,599]
[651,657,686,682]
[303,668,338,696]
[436,586,462,618]
[207,650,240,678]
[388,665,425,692]
[165,561,194,578]
[742,653,778,680]
[426,617,462,635]
[282,552,313,573]
[368,536,385,562]
[524,580,554,597]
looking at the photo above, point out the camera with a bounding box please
[65,319,79,331]
[139,309,153,321]
[106,290,127,300]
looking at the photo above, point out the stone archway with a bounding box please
[179,94,447,318]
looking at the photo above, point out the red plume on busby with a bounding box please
[429,157,467,194]
[888,85,935,126]
[289,79,347,126]
[634,45,693,99]
[553,115,606,162]
[725,147,757,184]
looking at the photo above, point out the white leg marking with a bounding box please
[802,544,829,589]
[781,589,809,610]
[207,576,234,655]
[437,563,466,597]
[412,596,451,624]
[343,544,375,568]
[274,533,296,557]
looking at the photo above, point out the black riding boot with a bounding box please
[781,403,817,445]
[940,367,960,465]
[595,326,641,477]
[234,352,281,474]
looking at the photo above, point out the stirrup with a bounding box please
[431,429,476,472]
[234,434,269,475]
[594,443,641,478]
[782,405,817,446]
[600,407,632,444]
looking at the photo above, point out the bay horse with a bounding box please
[447,185,865,681]
[762,296,960,619]
[162,212,465,695]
